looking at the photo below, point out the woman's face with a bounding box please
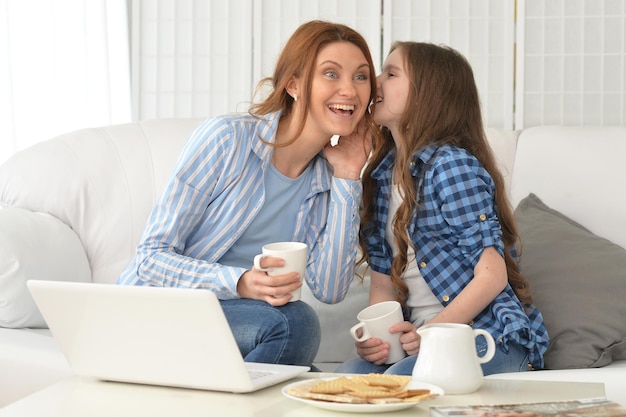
[304,41,372,138]
[374,48,410,137]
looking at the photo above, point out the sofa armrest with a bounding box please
[0,208,91,328]
[0,328,71,407]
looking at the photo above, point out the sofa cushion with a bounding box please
[0,119,201,284]
[303,263,370,366]
[515,193,626,369]
[0,207,91,328]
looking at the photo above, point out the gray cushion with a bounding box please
[515,193,626,369]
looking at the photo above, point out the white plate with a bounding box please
[281,378,444,414]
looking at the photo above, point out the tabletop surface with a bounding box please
[0,372,606,417]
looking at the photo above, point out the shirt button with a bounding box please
[410,161,416,167]
[479,213,487,221]
[419,261,426,268]
[442,295,450,302]
[498,336,504,344]
[468,320,474,326]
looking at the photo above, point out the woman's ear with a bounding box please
[285,77,300,102]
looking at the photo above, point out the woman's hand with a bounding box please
[236,256,302,306]
[324,119,373,180]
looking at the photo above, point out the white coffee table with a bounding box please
[0,373,605,417]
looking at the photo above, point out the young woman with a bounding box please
[336,42,549,375]
[118,20,377,368]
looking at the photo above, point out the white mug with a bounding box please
[349,301,406,364]
[253,242,307,302]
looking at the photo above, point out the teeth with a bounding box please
[329,104,355,111]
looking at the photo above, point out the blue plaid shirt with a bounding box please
[363,144,549,369]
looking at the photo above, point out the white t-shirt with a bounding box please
[386,185,443,327]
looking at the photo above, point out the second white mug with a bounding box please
[349,301,407,364]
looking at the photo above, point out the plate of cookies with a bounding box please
[282,374,443,413]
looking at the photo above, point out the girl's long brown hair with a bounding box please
[250,20,378,145]
[360,42,531,309]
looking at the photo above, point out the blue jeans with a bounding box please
[335,338,530,376]
[220,299,320,367]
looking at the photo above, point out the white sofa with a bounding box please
[1,120,624,408]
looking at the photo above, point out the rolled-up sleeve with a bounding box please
[433,153,505,266]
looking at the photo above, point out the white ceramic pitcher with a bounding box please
[411,323,496,394]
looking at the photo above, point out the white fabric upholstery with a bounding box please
[0,328,70,407]
[0,208,90,328]
[0,119,203,284]
[510,126,626,251]
[484,127,518,192]
[0,121,624,407]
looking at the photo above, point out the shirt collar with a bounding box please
[252,111,282,160]
[371,144,440,181]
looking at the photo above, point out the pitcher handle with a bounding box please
[473,329,496,364]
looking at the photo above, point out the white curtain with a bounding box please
[130,0,515,128]
[130,0,381,121]
[3,0,624,166]
[132,0,626,130]
[0,0,131,165]
[132,0,515,128]
[516,0,626,127]
[383,0,516,129]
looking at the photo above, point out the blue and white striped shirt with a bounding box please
[363,144,549,369]
[118,111,361,304]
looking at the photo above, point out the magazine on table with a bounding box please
[429,397,626,417]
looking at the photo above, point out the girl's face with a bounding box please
[304,41,372,139]
[374,48,410,138]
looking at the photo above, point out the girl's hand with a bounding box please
[354,320,419,364]
[390,321,421,356]
[324,119,373,180]
[355,336,392,365]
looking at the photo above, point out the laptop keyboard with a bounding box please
[249,370,273,380]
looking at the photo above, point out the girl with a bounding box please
[337,42,549,375]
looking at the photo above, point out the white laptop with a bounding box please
[27,280,309,393]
